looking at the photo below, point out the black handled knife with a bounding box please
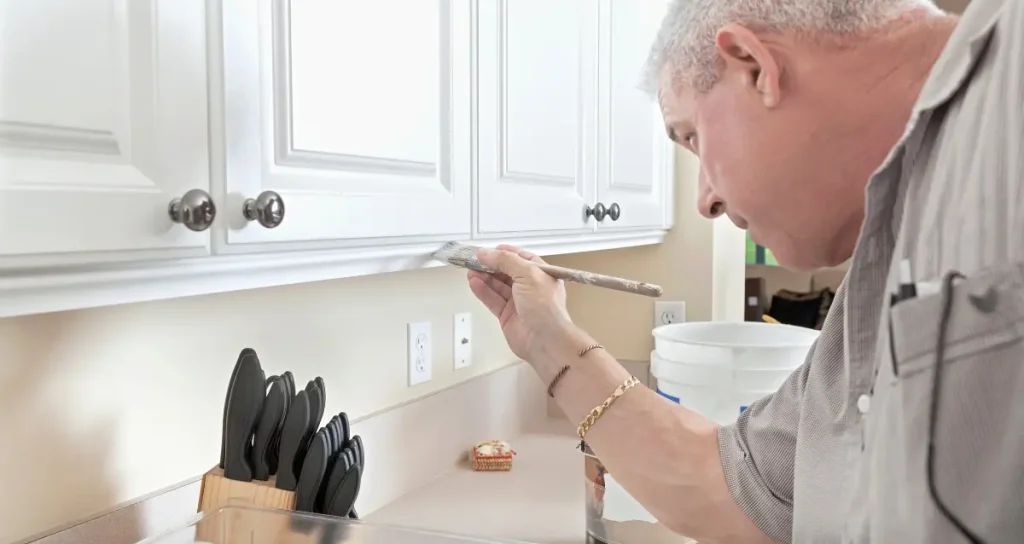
[219,348,257,469]
[252,376,288,481]
[222,351,265,482]
[275,390,311,491]
[294,429,330,513]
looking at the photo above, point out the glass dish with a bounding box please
[581,442,696,544]
[138,506,532,544]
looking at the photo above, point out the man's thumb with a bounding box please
[477,249,533,279]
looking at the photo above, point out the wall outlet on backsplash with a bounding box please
[407,321,433,386]
[654,300,686,326]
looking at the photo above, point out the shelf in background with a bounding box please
[745,233,778,266]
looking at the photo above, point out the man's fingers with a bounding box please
[468,275,507,318]
[496,244,545,264]
[477,248,536,280]
[468,269,512,299]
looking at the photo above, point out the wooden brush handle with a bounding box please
[534,262,662,298]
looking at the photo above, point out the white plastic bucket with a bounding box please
[651,322,818,424]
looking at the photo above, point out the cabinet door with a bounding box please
[595,0,673,231]
[0,0,211,268]
[476,0,598,236]
[216,0,471,250]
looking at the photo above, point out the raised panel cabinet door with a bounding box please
[0,0,212,268]
[216,0,471,249]
[476,0,598,235]
[595,0,673,231]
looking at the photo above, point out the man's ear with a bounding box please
[715,24,782,108]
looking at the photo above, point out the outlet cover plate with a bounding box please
[408,321,433,386]
[654,300,686,326]
[453,312,472,370]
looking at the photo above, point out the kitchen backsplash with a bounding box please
[0,266,516,543]
[20,362,547,544]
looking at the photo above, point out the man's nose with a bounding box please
[696,171,724,219]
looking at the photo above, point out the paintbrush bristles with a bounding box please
[431,242,494,273]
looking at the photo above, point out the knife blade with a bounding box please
[275,389,311,491]
[252,376,287,481]
[222,351,265,482]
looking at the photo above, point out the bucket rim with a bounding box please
[652,321,819,349]
[650,352,805,373]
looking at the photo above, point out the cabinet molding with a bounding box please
[0,229,665,318]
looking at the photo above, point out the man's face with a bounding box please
[657,31,862,271]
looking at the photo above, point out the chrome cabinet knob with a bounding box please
[242,191,285,229]
[168,189,216,232]
[585,203,607,222]
[607,203,621,221]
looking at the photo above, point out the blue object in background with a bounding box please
[657,388,680,403]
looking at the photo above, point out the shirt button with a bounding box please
[857,394,872,415]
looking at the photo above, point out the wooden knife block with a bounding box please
[198,466,297,513]
[197,467,301,544]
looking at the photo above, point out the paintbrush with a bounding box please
[432,241,663,298]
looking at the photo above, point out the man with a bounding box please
[467,0,1024,542]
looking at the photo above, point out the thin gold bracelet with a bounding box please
[546,365,570,398]
[578,343,604,357]
[577,376,641,440]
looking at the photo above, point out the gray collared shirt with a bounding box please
[716,0,1024,541]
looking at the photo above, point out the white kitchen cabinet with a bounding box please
[213,0,472,251]
[0,0,676,318]
[0,0,212,268]
[475,0,673,237]
[475,0,599,236]
[595,0,674,231]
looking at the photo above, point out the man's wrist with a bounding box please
[528,319,594,380]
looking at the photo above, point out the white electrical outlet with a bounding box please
[407,321,433,386]
[654,300,686,326]
[453,312,472,370]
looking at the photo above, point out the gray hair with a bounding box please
[642,0,938,95]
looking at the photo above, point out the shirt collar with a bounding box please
[855,2,1004,256]
[913,0,1004,114]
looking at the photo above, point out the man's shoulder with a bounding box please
[805,279,847,361]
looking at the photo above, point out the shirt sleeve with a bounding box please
[717,340,814,542]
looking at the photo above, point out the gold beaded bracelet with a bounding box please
[577,375,641,440]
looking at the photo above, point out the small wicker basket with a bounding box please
[471,439,516,471]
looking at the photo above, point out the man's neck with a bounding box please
[820,14,959,264]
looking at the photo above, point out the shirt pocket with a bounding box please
[889,262,1024,379]
[887,263,1024,539]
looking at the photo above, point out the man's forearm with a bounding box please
[534,323,773,544]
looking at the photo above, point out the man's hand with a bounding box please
[466,244,571,363]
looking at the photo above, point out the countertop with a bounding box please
[366,418,585,544]
[366,418,694,544]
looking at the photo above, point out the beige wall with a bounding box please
[549,149,746,361]
[0,268,517,542]
[0,147,740,541]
